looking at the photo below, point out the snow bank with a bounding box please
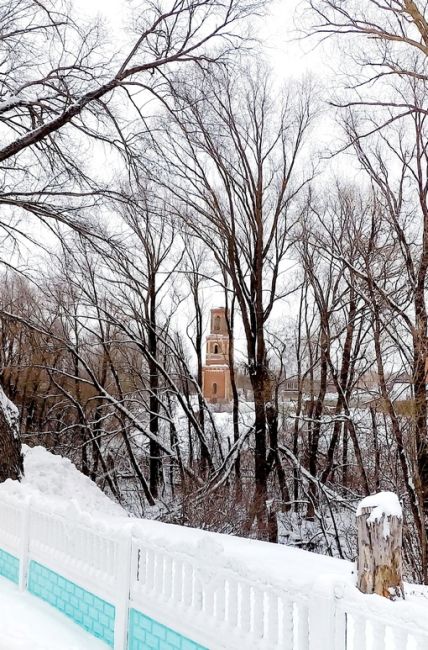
[131,516,355,594]
[0,445,127,520]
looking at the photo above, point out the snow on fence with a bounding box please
[0,492,427,650]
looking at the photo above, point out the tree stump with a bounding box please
[356,492,403,598]
[0,387,23,482]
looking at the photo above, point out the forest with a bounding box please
[0,0,427,585]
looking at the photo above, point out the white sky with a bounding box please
[71,0,339,160]
[72,0,330,80]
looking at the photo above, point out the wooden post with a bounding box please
[356,491,403,598]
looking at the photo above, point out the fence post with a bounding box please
[308,577,340,650]
[356,492,403,598]
[332,582,347,650]
[18,496,30,591]
[114,529,133,650]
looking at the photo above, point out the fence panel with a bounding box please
[28,506,127,604]
[0,493,428,650]
[0,494,26,558]
[337,584,428,650]
[129,529,316,650]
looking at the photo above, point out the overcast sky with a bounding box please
[72,0,330,81]
[71,0,341,170]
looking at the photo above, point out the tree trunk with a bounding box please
[148,280,162,500]
[249,365,271,539]
[224,294,241,499]
[357,499,403,598]
[321,292,356,484]
[307,327,328,519]
[254,387,268,511]
[0,388,23,482]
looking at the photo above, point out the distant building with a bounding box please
[279,375,336,400]
[386,371,413,402]
[202,307,232,403]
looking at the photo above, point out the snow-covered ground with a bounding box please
[0,444,427,649]
[0,578,106,650]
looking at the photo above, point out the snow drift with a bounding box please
[1,444,127,520]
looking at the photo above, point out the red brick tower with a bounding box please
[202,307,232,403]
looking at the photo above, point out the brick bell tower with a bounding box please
[202,307,232,403]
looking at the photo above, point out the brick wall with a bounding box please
[0,546,19,584]
[27,560,115,646]
[128,609,207,650]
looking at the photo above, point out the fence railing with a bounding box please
[0,490,427,650]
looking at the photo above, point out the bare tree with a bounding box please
[149,64,315,539]
[0,0,263,481]
[303,0,428,579]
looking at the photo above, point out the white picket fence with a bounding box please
[0,491,427,650]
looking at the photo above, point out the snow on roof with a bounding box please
[356,491,402,522]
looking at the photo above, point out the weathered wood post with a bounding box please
[356,491,403,598]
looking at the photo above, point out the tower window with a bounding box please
[213,382,218,395]
[214,344,219,354]
[214,315,221,331]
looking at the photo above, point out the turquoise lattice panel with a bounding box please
[28,560,115,646]
[0,546,19,584]
[128,608,208,650]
